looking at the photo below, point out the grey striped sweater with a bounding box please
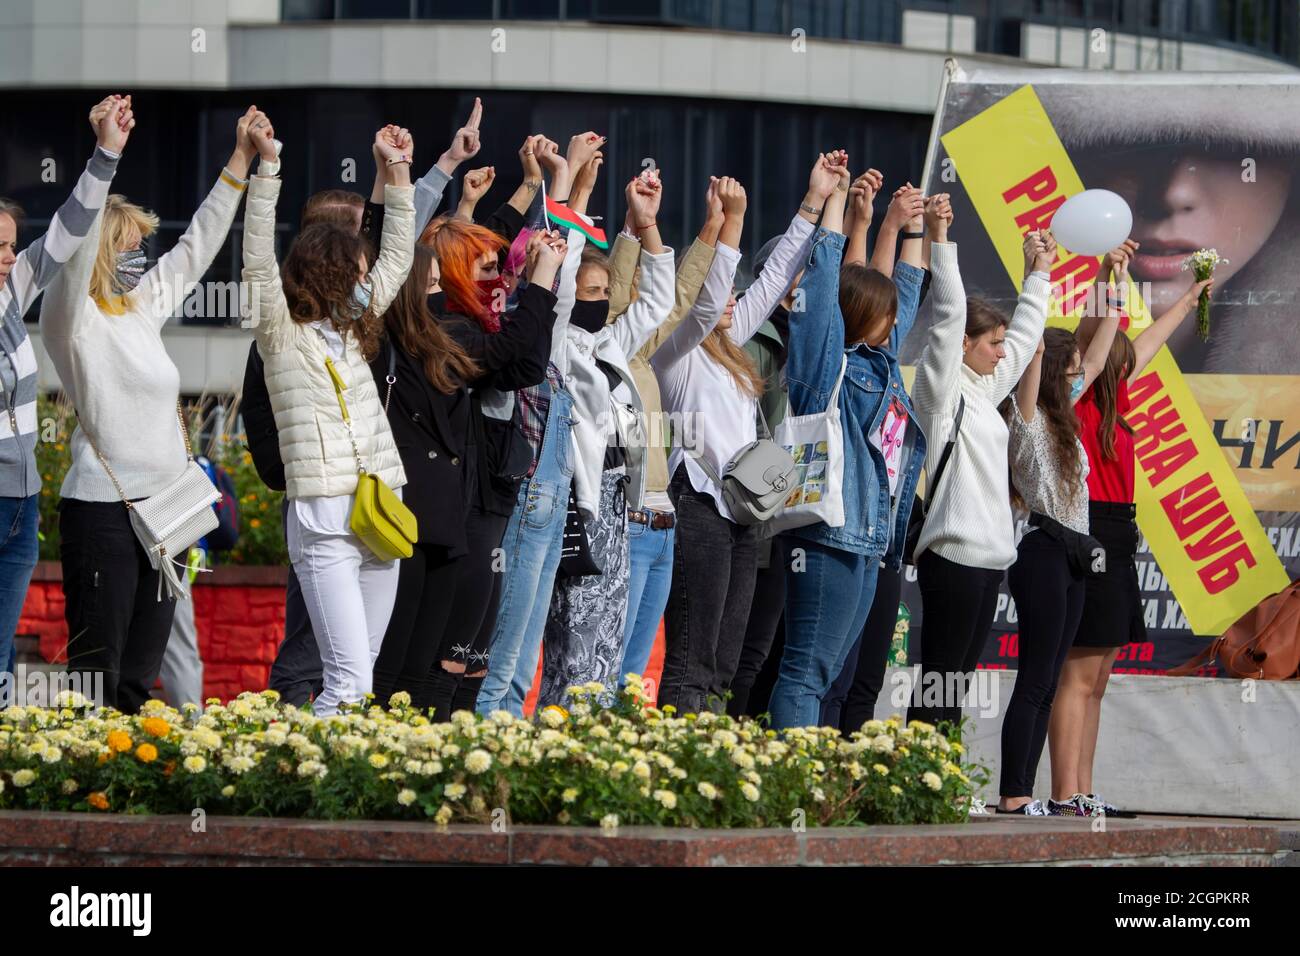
[0,147,119,497]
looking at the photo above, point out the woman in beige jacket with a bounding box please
[242,121,416,715]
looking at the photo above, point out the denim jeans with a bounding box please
[618,517,675,689]
[769,539,880,730]
[0,495,38,678]
[475,386,574,717]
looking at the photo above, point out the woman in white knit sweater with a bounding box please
[40,105,265,714]
[908,223,1054,732]
[242,122,416,716]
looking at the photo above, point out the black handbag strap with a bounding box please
[923,395,965,514]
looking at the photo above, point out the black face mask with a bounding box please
[427,291,448,315]
[570,298,610,334]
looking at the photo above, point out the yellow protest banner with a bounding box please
[941,84,1288,636]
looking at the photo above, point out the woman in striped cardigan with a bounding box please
[0,95,128,681]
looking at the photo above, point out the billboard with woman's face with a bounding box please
[903,67,1300,674]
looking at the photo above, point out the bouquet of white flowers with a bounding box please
[1183,248,1227,341]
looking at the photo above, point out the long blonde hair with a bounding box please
[702,326,764,398]
[90,194,159,304]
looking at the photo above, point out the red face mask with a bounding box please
[473,275,509,333]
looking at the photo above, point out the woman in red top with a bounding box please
[1047,241,1212,817]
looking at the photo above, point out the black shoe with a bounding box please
[1083,793,1137,818]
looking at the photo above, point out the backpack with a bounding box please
[1169,580,1300,680]
[197,456,241,552]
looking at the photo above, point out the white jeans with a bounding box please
[288,518,399,716]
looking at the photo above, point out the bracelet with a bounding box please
[385,155,411,167]
[552,196,570,205]
[800,202,823,216]
[635,220,656,232]
[901,229,924,240]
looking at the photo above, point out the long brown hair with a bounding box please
[1089,331,1136,461]
[840,264,897,346]
[1037,327,1086,501]
[384,244,481,394]
[281,223,383,361]
[702,325,765,398]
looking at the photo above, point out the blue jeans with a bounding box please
[618,518,675,687]
[476,386,574,717]
[769,539,880,730]
[0,495,39,678]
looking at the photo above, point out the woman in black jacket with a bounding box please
[370,233,566,718]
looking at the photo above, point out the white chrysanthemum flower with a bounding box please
[41,746,62,764]
[388,691,412,709]
[873,763,889,776]
[632,760,651,781]
[61,778,79,795]
[12,769,35,787]
[183,756,207,773]
[368,752,390,769]
[538,707,567,728]
[434,804,453,826]
[600,813,619,830]
[397,788,417,806]
[653,789,677,810]
[923,771,943,791]
[221,785,236,798]
[871,734,894,754]
[297,760,327,780]
[740,782,760,802]
[445,783,467,801]
[697,781,718,800]
[462,749,491,775]
[561,787,579,804]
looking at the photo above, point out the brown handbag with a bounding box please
[1169,580,1300,679]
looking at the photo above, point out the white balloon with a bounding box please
[1048,189,1133,256]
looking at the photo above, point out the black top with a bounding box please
[370,338,474,555]
[241,342,285,492]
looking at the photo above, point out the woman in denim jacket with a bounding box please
[767,154,929,730]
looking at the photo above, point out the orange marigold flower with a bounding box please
[135,743,158,763]
[142,717,170,738]
[106,730,132,753]
[88,792,110,810]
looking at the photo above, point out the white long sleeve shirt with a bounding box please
[911,242,1051,569]
[655,214,814,521]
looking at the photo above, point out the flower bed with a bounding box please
[0,678,982,828]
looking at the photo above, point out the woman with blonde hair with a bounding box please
[653,162,825,715]
[40,104,263,713]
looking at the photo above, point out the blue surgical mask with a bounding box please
[351,279,372,318]
[114,248,147,293]
[1069,374,1085,402]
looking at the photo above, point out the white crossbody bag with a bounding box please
[82,402,220,601]
[767,354,847,533]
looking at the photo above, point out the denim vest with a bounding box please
[784,229,927,569]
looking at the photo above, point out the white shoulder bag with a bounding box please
[767,353,847,533]
[82,402,221,601]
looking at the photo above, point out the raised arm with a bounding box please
[426,97,482,228]
[606,231,641,320]
[1130,277,1209,381]
[871,184,923,278]
[635,183,722,361]
[786,152,852,414]
[456,166,495,222]
[891,193,948,351]
[652,236,739,373]
[843,168,881,267]
[911,214,965,418]
[367,126,416,318]
[607,246,676,359]
[136,105,263,329]
[241,125,290,353]
[1076,239,1137,350]
[727,156,827,346]
[25,96,128,336]
[1079,261,1126,396]
[988,231,1054,404]
[1015,336,1045,422]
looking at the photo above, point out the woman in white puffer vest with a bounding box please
[242,121,416,716]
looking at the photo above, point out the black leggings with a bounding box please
[58,499,177,713]
[424,508,509,718]
[1000,529,1085,797]
[372,542,462,710]
[910,549,1003,730]
[822,563,903,732]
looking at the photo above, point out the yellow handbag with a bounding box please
[326,356,417,561]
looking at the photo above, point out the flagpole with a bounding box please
[541,176,551,234]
